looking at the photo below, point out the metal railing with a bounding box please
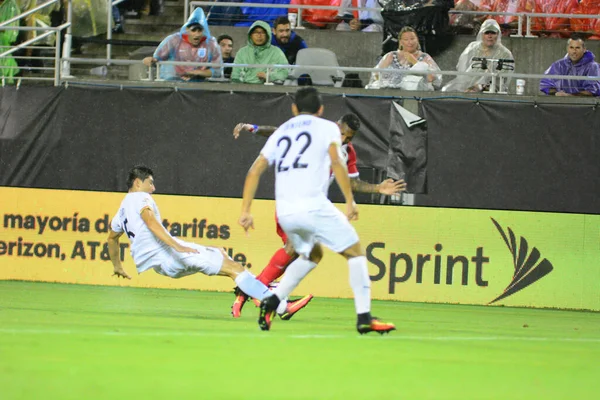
[60,56,600,96]
[184,2,600,37]
[107,0,129,62]
[188,1,382,29]
[3,1,600,88]
[0,0,70,86]
[448,9,600,37]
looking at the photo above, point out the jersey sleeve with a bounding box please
[110,212,124,233]
[260,133,279,166]
[330,123,342,147]
[138,193,155,214]
[346,143,360,178]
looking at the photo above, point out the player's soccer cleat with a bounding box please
[279,294,314,321]
[231,292,248,318]
[251,298,261,307]
[258,295,280,331]
[356,317,396,335]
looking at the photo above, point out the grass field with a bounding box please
[1,281,598,400]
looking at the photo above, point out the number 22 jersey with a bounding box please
[261,114,342,217]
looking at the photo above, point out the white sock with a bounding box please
[276,299,288,315]
[234,271,270,301]
[348,256,371,314]
[273,257,317,300]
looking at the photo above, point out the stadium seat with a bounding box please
[285,48,345,87]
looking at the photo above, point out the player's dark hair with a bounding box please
[340,113,360,132]
[294,87,322,114]
[127,165,154,189]
[273,16,290,29]
[217,34,233,44]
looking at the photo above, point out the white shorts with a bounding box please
[153,239,225,278]
[278,202,359,258]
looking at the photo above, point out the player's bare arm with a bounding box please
[329,143,358,221]
[140,207,199,253]
[350,178,406,195]
[239,154,269,234]
[107,229,131,279]
[233,123,277,139]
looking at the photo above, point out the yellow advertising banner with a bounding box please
[1,187,599,310]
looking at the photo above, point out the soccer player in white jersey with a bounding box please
[107,165,274,306]
[231,114,405,318]
[238,87,396,334]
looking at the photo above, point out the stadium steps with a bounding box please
[62,0,188,81]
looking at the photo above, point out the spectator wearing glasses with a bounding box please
[540,35,600,97]
[231,21,289,84]
[442,19,514,93]
[143,8,222,81]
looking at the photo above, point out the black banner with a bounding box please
[386,101,427,193]
[419,99,600,214]
[380,0,455,56]
[0,87,391,201]
[2,87,598,214]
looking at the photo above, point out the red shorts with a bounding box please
[275,215,288,244]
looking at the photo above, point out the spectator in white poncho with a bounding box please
[442,19,514,93]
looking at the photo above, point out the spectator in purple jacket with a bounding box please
[540,36,600,97]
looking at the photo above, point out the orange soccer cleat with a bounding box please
[231,289,248,318]
[356,317,396,335]
[279,294,314,321]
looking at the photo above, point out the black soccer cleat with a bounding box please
[356,317,396,335]
[258,295,280,331]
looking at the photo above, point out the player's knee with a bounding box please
[283,241,296,256]
[309,244,324,263]
[220,257,245,278]
[340,241,364,259]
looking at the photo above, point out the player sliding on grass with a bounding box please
[239,87,397,334]
[107,165,311,318]
[231,113,406,319]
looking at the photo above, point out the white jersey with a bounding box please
[110,192,169,273]
[261,114,342,216]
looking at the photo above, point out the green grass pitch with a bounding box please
[1,280,599,400]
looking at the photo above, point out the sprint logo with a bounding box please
[489,218,554,304]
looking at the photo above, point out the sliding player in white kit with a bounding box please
[107,165,272,305]
[239,88,396,334]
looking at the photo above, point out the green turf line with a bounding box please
[1,281,599,400]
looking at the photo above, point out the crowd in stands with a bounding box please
[452,0,600,39]
[117,1,599,96]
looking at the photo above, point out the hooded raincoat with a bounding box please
[442,19,514,92]
[231,20,289,84]
[539,51,600,96]
[153,8,222,81]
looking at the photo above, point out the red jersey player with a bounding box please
[231,114,406,318]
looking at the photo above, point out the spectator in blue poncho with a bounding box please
[143,8,222,81]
